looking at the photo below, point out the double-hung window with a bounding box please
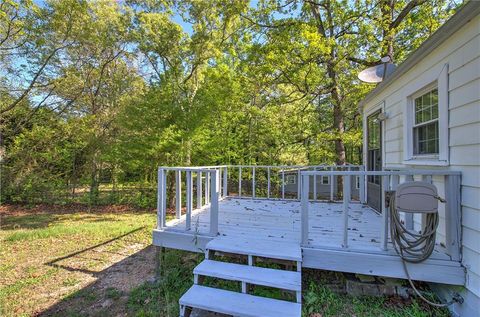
[413,89,439,155]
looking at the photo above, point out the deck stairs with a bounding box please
[179,238,302,317]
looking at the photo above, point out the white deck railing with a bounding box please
[156,164,364,236]
[156,165,461,261]
[300,169,462,261]
[157,166,227,236]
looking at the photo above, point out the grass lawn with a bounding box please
[0,204,449,317]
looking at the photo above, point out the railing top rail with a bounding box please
[159,167,222,172]
[301,170,462,176]
[159,164,364,170]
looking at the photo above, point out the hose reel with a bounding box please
[390,181,463,307]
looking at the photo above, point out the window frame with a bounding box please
[403,64,449,166]
[412,88,440,155]
[285,174,296,185]
[320,175,329,185]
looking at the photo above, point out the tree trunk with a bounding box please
[89,155,99,205]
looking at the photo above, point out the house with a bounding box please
[152,2,478,316]
[358,2,480,315]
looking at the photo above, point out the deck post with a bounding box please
[186,171,193,230]
[301,174,310,245]
[404,175,414,230]
[157,168,166,229]
[210,170,219,236]
[252,167,256,199]
[267,167,271,199]
[222,167,228,198]
[342,175,351,248]
[380,175,390,251]
[313,168,317,201]
[445,174,462,262]
[281,169,285,199]
[197,171,202,209]
[330,166,334,201]
[175,170,182,219]
[238,167,242,197]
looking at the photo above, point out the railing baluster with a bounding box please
[359,165,366,204]
[313,167,317,201]
[282,169,285,199]
[423,174,433,184]
[157,168,166,229]
[342,175,351,248]
[205,172,210,204]
[175,170,182,219]
[210,170,219,236]
[267,167,271,199]
[391,174,399,190]
[197,171,202,209]
[421,175,433,227]
[186,171,193,230]
[445,174,461,261]
[252,167,256,199]
[380,175,390,251]
[223,167,228,197]
[301,174,310,245]
[330,166,334,201]
[297,168,301,200]
[238,167,242,198]
[404,175,414,230]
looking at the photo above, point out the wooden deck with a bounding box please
[164,198,384,250]
[153,197,465,285]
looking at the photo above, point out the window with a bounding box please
[321,175,329,185]
[355,176,360,189]
[403,64,449,166]
[413,89,439,155]
[285,175,296,185]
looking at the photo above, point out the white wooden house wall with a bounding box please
[361,13,480,317]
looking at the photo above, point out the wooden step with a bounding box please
[206,237,302,262]
[179,285,301,317]
[194,260,301,291]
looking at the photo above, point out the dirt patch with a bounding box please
[37,245,157,317]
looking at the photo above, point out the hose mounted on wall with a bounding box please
[390,181,463,307]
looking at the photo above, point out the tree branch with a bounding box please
[391,0,429,29]
[347,57,381,67]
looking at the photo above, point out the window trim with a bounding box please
[403,64,449,166]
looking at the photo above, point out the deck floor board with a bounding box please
[164,197,450,260]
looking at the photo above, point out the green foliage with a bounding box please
[0,0,461,205]
[303,282,449,317]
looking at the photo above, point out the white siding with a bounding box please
[363,14,480,316]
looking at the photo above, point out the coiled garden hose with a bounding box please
[389,195,462,307]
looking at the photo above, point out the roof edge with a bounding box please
[358,1,480,111]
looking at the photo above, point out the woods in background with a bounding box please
[0,0,460,206]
